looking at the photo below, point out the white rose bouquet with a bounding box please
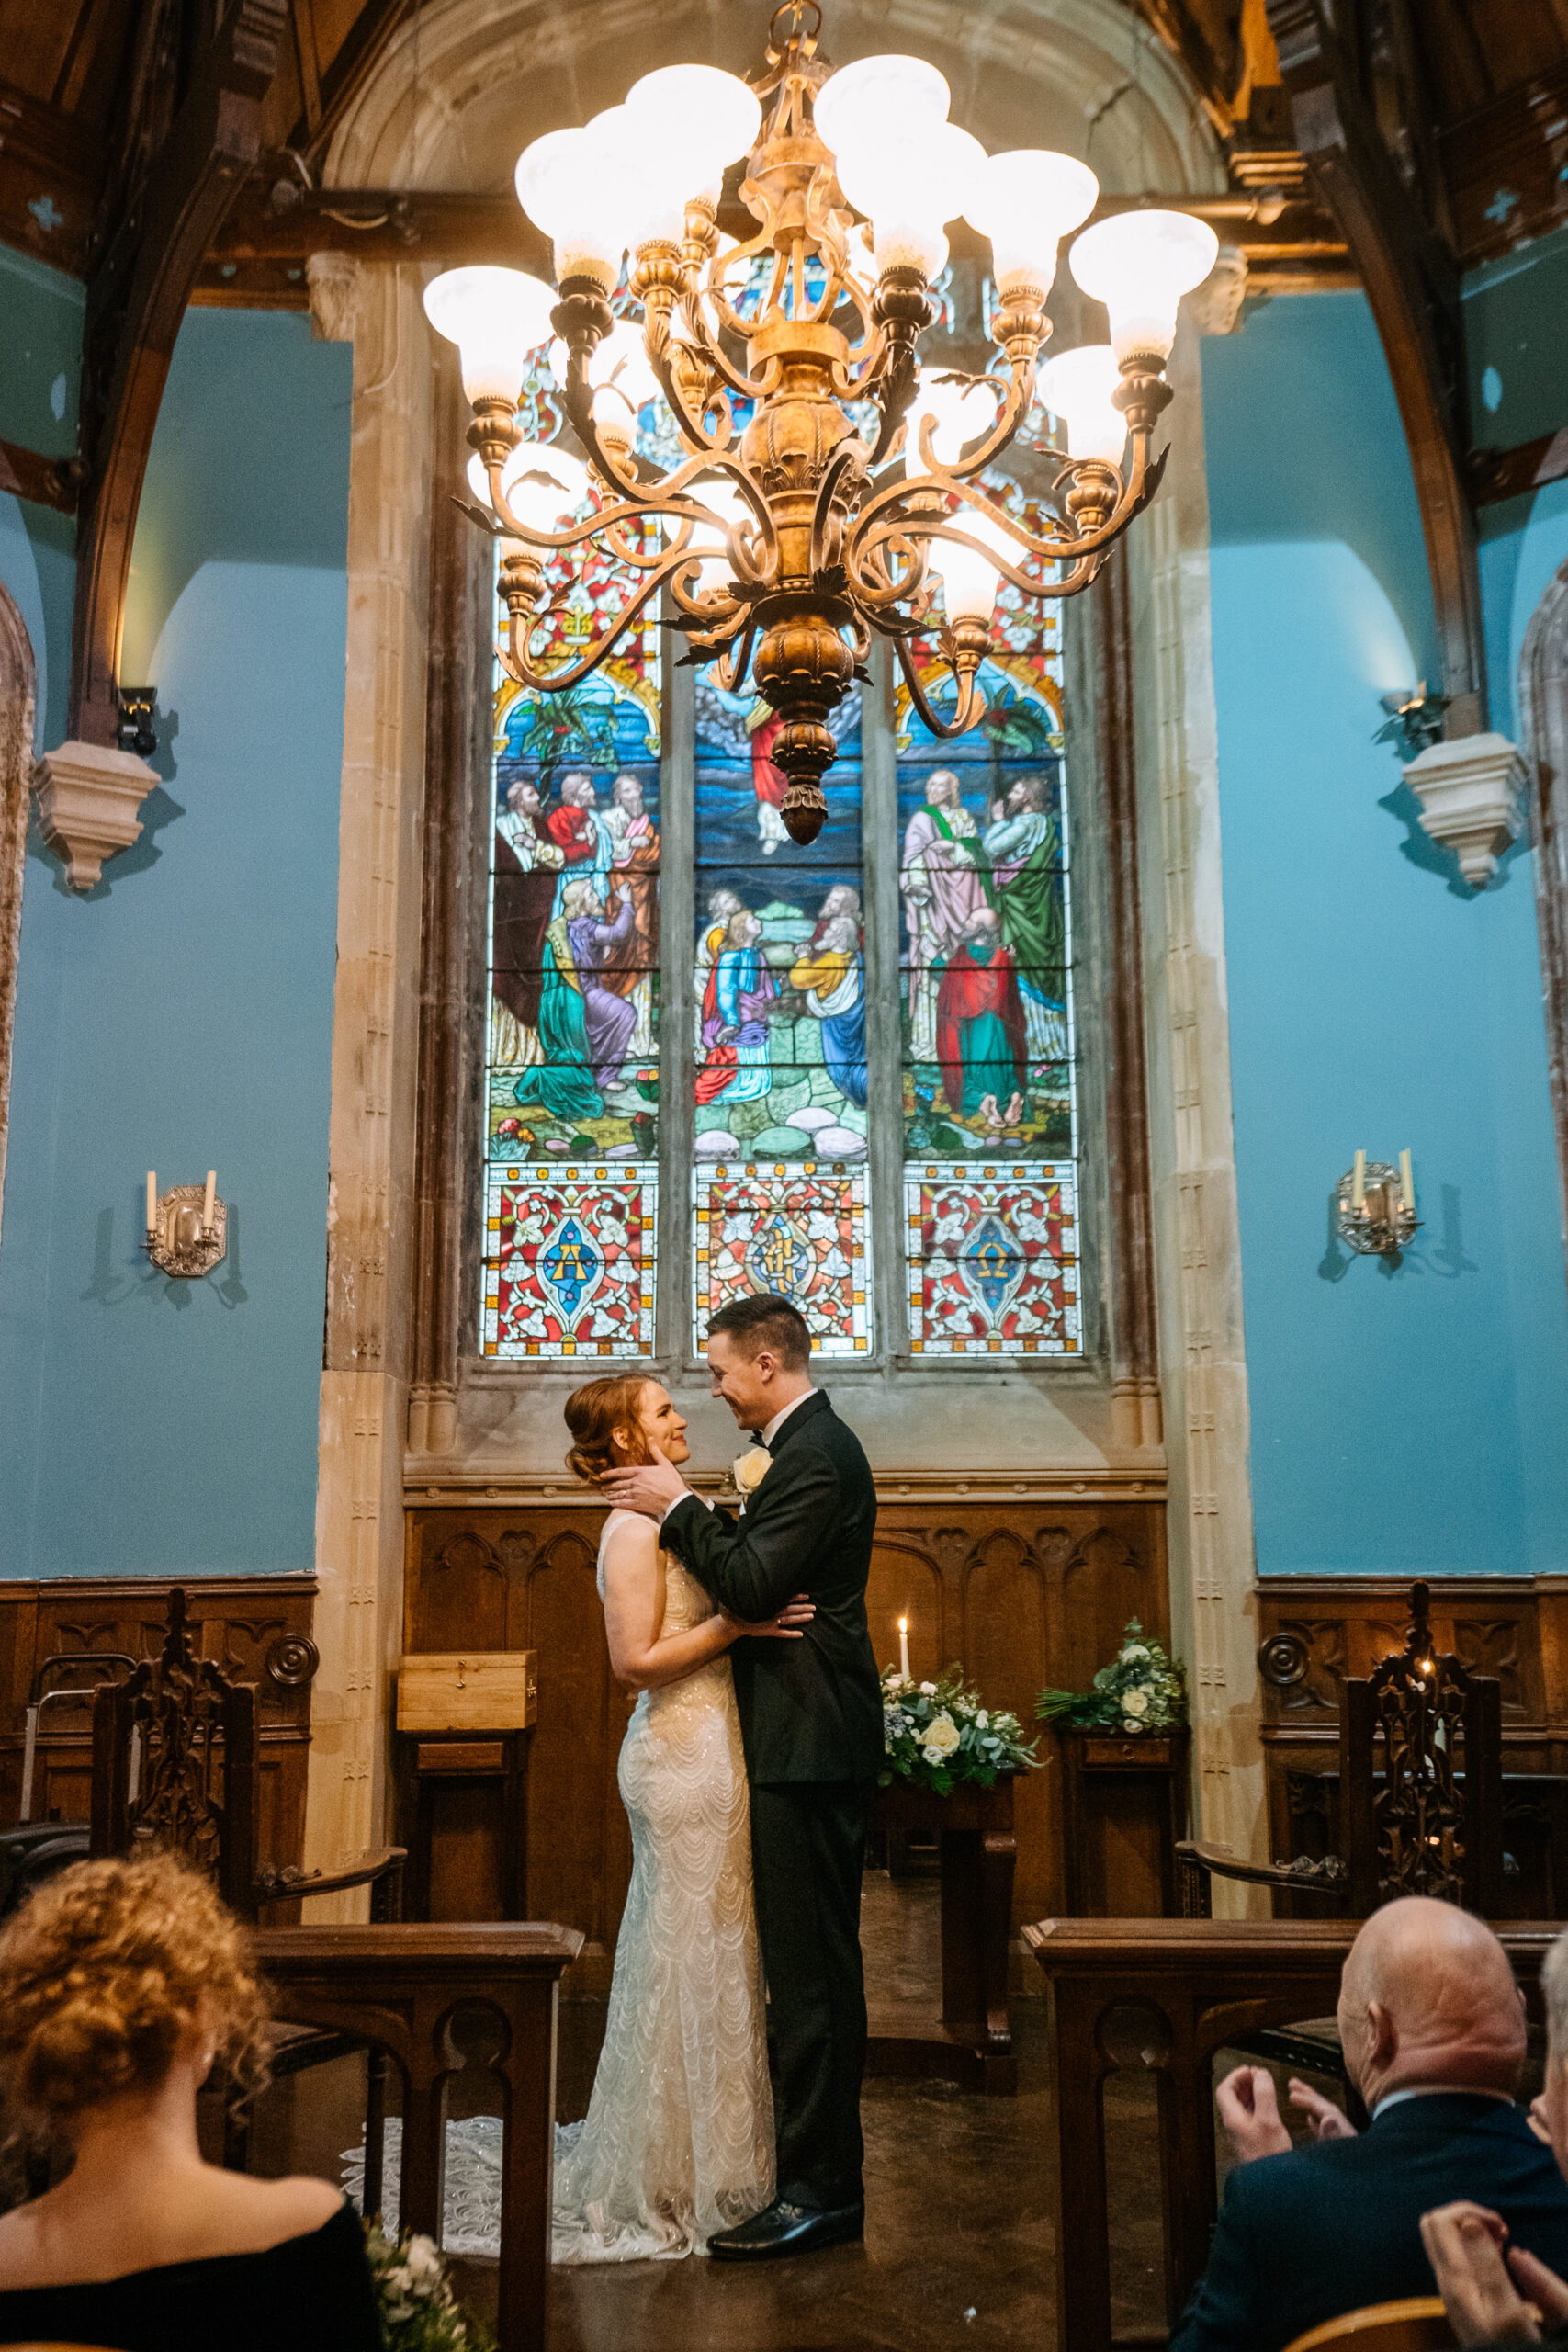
[363,2218,492,2352]
[880,1663,1039,1794]
[1035,1617,1188,1736]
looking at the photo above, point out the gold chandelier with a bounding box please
[423,2,1217,843]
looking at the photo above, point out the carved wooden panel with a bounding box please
[1257,1577,1567,1910]
[0,1577,316,1878]
[404,1497,1168,1969]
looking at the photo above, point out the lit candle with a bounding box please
[1399,1149,1414,1213]
[203,1170,217,1231]
[898,1616,911,1681]
[146,1170,157,1232]
[1351,1149,1366,1213]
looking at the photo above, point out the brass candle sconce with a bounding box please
[1336,1148,1419,1258]
[144,1170,227,1277]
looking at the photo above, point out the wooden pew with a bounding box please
[1023,1917,1556,2352]
[253,1921,581,2352]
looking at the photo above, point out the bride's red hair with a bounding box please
[564,1375,654,1485]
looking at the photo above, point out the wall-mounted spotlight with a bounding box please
[1336,1149,1418,1258]
[145,1170,227,1277]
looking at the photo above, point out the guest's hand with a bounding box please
[1529,2092,1554,2144]
[724,1596,817,1641]
[1287,2079,1356,2141]
[1507,2246,1568,2332]
[600,1443,691,1520]
[1421,2201,1541,2344]
[1216,2066,1292,2163]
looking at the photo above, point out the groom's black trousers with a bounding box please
[750,1778,870,2211]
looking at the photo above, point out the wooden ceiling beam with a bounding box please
[67,0,287,748]
[0,74,102,276]
[1266,0,1488,738]
[288,0,415,163]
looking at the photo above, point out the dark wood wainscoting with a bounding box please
[0,1577,317,1875]
[1257,1575,1568,1914]
[402,1482,1168,1984]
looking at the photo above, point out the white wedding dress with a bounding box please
[551,1509,775,2263]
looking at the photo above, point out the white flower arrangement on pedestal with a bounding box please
[1035,1617,1188,1736]
[879,1664,1040,1794]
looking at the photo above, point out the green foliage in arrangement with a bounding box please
[1035,1618,1189,1735]
[364,2220,494,2352]
[880,1663,1041,1794]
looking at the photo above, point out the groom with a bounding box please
[601,1291,882,2259]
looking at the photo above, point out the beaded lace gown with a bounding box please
[551,1510,775,2263]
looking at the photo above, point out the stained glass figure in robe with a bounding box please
[690,677,872,1351]
[482,499,661,1357]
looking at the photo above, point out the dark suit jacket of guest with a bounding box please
[1169,2092,1568,2352]
[660,1391,883,1785]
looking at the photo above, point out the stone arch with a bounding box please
[325,0,1224,196]
[0,582,36,1254]
[1517,559,1568,1269]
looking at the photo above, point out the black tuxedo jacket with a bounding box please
[1169,2092,1568,2352]
[661,1391,883,1785]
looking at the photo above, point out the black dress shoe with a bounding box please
[707,2199,864,2261]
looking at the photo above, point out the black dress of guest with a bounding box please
[0,2197,381,2352]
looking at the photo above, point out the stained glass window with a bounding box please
[480,465,662,1358]
[896,485,1081,1355]
[690,677,871,1353]
[477,310,1093,1369]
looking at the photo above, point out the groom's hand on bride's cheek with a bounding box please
[600,1443,690,1519]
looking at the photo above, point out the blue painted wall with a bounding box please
[1201,288,1568,1577]
[0,298,351,1575]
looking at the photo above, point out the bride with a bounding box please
[553,1374,813,2263]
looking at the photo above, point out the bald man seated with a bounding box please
[1168,1897,1568,2352]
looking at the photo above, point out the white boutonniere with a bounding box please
[730,1446,772,1515]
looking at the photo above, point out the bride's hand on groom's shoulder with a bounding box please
[724,1595,818,1642]
[601,1443,689,1519]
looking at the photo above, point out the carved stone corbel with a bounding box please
[307,250,362,344]
[1402,732,1529,889]
[31,738,160,891]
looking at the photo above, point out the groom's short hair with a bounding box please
[709,1293,811,1370]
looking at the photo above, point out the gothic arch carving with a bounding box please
[0,583,36,1256]
[1517,559,1568,1263]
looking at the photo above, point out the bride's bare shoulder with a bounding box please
[601,1509,660,1573]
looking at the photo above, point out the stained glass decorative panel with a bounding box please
[482,1161,657,1356]
[694,1166,871,1354]
[896,479,1077,1354]
[905,1162,1079,1352]
[689,675,873,1349]
[482,463,662,1357]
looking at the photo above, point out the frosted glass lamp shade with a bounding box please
[929,502,1014,622]
[625,64,761,174]
[1036,344,1125,465]
[1068,208,1219,362]
[423,266,556,404]
[515,126,627,291]
[910,370,995,466]
[467,440,589,527]
[813,54,952,158]
[965,149,1099,294]
[835,121,987,280]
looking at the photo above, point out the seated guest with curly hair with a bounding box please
[0,1849,380,2352]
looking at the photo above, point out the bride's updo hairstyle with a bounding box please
[0,1850,270,2154]
[565,1374,654,1484]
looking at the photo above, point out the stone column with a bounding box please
[1130,300,1265,1900]
[303,257,434,1905]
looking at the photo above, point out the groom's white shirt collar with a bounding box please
[761,1387,818,1447]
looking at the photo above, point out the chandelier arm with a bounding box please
[846,524,934,613]
[907,367,1030,486]
[503,548,722,693]
[893,632,986,740]
[643,333,736,463]
[712,614,759,692]
[808,442,868,579]
[557,345,649,497]
[848,434,1162,576]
